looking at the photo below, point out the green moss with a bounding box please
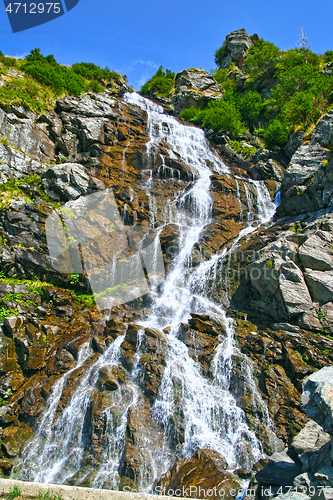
[0,305,18,321]
[228,139,256,158]
[75,294,95,307]
[289,222,302,234]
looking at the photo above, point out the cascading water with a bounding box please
[14,92,278,490]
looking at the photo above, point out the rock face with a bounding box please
[277,111,333,218]
[0,61,332,497]
[252,367,333,499]
[231,210,333,332]
[172,69,223,115]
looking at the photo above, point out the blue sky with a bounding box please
[0,0,332,89]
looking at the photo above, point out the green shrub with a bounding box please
[324,50,333,63]
[211,68,228,85]
[140,66,175,97]
[180,98,246,136]
[214,42,229,67]
[264,119,289,148]
[239,91,265,129]
[23,50,85,95]
[71,62,120,82]
[243,38,280,88]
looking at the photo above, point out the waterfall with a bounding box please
[14,92,278,490]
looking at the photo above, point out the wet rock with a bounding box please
[0,403,19,424]
[96,366,119,391]
[188,313,221,337]
[0,422,33,458]
[155,448,241,499]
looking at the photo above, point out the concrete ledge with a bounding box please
[0,479,178,500]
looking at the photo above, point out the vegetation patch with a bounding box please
[140,66,175,97]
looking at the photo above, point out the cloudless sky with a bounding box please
[0,0,332,89]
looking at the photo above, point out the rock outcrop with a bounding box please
[218,29,255,69]
[172,69,223,115]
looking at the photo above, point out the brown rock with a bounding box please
[155,448,241,499]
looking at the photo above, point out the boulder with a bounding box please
[255,449,302,487]
[299,233,333,272]
[248,159,285,182]
[290,420,330,470]
[276,143,333,218]
[172,69,223,114]
[304,270,333,304]
[301,366,333,434]
[321,303,333,334]
[154,449,241,499]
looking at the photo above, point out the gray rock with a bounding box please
[255,449,302,487]
[172,69,223,115]
[324,63,333,75]
[277,142,333,218]
[291,420,330,470]
[321,303,333,335]
[279,261,313,317]
[41,163,98,201]
[299,233,333,272]
[0,107,55,160]
[282,143,328,196]
[304,271,333,304]
[273,493,310,500]
[0,143,44,182]
[312,110,333,150]
[249,159,285,182]
[301,366,333,434]
[222,28,253,69]
[285,131,305,160]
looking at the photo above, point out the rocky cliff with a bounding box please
[0,47,332,500]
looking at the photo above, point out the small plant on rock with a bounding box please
[8,485,22,499]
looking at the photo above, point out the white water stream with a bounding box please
[14,93,277,490]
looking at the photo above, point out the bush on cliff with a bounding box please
[180,98,245,136]
[23,48,86,95]
[140,66,175,97]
